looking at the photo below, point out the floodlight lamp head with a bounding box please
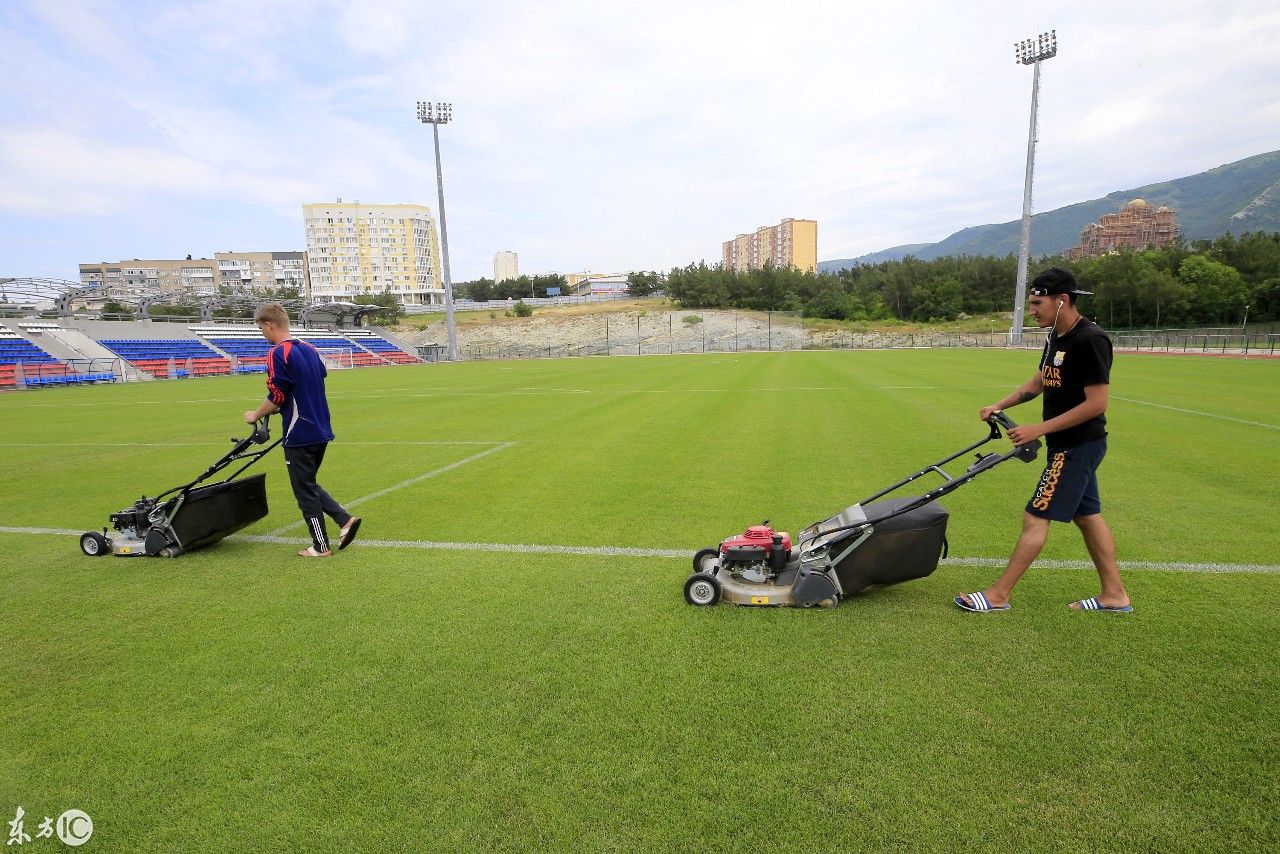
[1015,30,1058,64]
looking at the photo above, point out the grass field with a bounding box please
[2,349,1278,852]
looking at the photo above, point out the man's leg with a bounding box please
[963,512,1051,608]
[306,444,352,527]
[1072,513,1129,608]
[284,444,332,554]
[305,442,359,548]
[317,487,352,527]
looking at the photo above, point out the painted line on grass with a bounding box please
[21,397,246,408]
[265,441,518,536]
[1112,396,1279,430]
[4,526,1278,573]
[0,440,507,448]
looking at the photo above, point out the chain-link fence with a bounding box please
[459,310,803,361]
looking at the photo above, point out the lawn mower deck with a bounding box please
[684,412,1040,608]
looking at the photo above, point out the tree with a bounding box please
[626,271,662,296]
[458,278,496,301]
[1178,255,1247,325]
[101,300,134,319]
[1136,266,1185,328]
[354,291,404,324]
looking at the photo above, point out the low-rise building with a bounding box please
[79,251,309,297]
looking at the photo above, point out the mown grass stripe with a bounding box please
[266,441,518,535]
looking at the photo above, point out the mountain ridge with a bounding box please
[819,150,1280,272]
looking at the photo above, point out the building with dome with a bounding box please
[1067,199,1179,259]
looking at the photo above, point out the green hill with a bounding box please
[823,149,1280,270]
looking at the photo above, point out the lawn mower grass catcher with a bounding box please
[683,412,1041,608]
[80,417,282,558]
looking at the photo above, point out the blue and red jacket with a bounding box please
[265,339,335,447]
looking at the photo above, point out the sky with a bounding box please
[2,0,1279,283]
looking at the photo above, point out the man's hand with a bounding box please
[243,410,260,425]
[1007,423,1045,446]
[979,405,1002,422]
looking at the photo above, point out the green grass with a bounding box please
[2,350,1278,851]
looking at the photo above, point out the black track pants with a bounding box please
[283,443,351,552]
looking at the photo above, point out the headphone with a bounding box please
[1040,298,1066,373]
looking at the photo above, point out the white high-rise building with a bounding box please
[302,201,444,306]
[494,250,519,283]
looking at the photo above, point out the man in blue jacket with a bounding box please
[242,302,361,557]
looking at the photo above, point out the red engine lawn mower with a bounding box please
[683,412,1041,608]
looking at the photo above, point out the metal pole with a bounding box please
[1012,59,1041,345]
[431,121,458,360]
[1012,31,1056,346]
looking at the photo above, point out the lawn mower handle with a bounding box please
[153,417,281,502]
[796,412,1045,552]
[985,411,1042,461]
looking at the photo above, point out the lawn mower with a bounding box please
[683,412,1041,608]
[80,417,282,558]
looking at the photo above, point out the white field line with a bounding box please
[1112,396,1280,430]
[0,440,507,448]
[20,397,246,407]
[4,526,1277,573]
[266,441,517,536]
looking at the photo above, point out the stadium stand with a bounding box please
[189,326,271,374]
[292,329,378,368]
[4,320,422,387]
[0,327,114,388]
[1,327,59,366]
[98,338,230,379]
[340,329,421,365]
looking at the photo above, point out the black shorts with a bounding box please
[1026,438,1106,522]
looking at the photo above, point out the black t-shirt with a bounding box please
[1039,318,1112,447]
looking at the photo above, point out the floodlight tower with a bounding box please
[1011,29,1057,345]
[417,100,458,360]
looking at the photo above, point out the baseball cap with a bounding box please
[1029,267,1093,297]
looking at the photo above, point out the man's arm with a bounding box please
[244,344,287,424]
[980,371,1044,421]
[1007,384,1108,445]
[243,400,280,425]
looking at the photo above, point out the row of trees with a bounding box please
[453,274,569,302]
[452,272,668,302]
[662,232,1280,329]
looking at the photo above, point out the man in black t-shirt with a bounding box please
[955,267,1132,613]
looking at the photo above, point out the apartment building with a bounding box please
[79,251,309,296]
[302,201,444,306]
[494,250,519,283]
[721,218,818,274]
